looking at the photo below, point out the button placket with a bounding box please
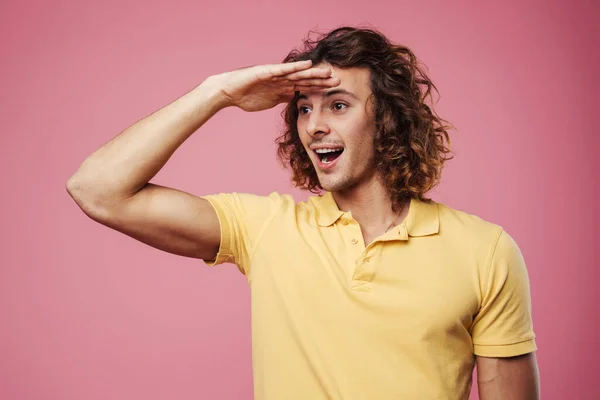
[338,215,365,281]
[352,244,383,283]
[339,215,364,249]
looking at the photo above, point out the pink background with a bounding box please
[1,0,598,399]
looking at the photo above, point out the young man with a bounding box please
[67,27,540,399]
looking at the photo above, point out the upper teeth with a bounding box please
[315,149,342,153]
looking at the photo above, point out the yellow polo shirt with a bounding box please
[202,191,537,400]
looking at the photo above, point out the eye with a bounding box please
[332,102,347,111]
[298,105,311,115]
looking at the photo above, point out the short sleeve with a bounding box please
[201,192,283,277]
[471,229,537,357]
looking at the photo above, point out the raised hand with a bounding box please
[214,60,340,112]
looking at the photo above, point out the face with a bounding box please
[296,65,378,193]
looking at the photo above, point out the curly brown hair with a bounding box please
[276,26,453,206]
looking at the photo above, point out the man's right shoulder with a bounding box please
[201,191,296,206]
[202,191,326,226]
[202,191,320,216]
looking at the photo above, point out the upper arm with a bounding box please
[476,352,540,399]
[470,229,537,357]
[200,192,284,276]
[471,229,540,398]
[85,183,221,260]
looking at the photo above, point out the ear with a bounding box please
[366,94,378,117]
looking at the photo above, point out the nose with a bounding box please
[305,109,330,137]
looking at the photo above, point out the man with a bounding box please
[67,27,540,399]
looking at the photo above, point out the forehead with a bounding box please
[300,64,372,100]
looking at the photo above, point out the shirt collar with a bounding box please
[314,191,345,226]
[313,191,439,238]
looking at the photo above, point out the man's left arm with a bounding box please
[470,229,539,399]
[476,353,540,400]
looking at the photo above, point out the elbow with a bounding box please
[66,171,89,205]
[65,173,81,200]
[66,173,112,222]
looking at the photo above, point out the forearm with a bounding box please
[67,75,229,206]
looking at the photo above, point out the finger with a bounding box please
[293,77,341,88]
[294,85,330,91]
[269,60,313,77]
[284,67,333,81]
[280,76,339,93]
[291,86,328,95]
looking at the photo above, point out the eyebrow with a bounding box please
[296,89,359,101]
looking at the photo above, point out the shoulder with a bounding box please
[433,200,511,253]
[202,191,296,210]
[202,191,327,215]
[437,201,502,232]
[433,200,527,280]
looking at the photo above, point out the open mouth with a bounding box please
[315,148,344,164]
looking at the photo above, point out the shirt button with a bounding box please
[342,220,349,225]
[350,238,358,244]
[364,257,371,262]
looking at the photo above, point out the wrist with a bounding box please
[197,74,233,112]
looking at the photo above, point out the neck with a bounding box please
[331,176,409,233]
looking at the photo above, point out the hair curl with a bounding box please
[276,26,453,207]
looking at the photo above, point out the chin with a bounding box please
[317,174,354,193]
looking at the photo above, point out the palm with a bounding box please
[218,61,339,112]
